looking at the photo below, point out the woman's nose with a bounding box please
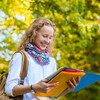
[45,38,50,44]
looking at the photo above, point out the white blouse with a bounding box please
[5,51,57,100]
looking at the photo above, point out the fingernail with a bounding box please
[68,80,70,82]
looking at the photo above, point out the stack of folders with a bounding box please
[34,67,87,97]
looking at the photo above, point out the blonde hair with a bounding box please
[18,17,56,56]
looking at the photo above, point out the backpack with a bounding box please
[0,51,28,100]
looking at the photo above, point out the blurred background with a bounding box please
[0,0,100,100]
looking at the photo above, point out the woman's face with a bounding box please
[34,25,54,50]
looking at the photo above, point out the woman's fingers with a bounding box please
[67,80,75,89]
[76,76,81,84]
[41,78,48,82]
[67,76,81,89]
[44,82,59,93]
[71,78,77,87]
[47,82,59,88]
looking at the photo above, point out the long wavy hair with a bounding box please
[17,17,56,56]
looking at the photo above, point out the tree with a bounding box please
[0,0,100,99]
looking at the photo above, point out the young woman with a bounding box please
[5,17,81,100]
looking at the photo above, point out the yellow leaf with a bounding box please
[95,61,99,66]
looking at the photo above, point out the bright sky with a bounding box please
[0,9,25,61]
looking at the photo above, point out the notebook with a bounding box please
[34,67,88,97]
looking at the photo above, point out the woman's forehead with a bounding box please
[39,25,54,31]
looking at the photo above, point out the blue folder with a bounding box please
[46,67,100,92]
[66,67,100,92]
[74,71,100,92]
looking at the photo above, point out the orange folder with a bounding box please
[34,71,86,97]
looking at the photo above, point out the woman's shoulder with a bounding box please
[49,56,56,64]
[12,51,22,59]
[50,56,55,60]
[12,50,29,60]
[13,50,30,57]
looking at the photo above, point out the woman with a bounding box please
[5,17,80,100]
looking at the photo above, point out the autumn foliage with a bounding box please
[0,0,100,100]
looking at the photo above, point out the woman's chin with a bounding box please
[40,47,46,50]
[39,44,48,50]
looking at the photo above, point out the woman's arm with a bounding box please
[5,53,23,96]
[12,85,32,96]
[13,79,59,96]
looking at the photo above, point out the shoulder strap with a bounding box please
[15,51,28,85]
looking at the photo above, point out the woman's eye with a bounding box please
[43,35,47,37]
[42,35,53,39]
[49,37,53,39]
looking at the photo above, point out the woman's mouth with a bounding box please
[41,43,48,47]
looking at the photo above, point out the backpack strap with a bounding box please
[15,51,28,85]
[0,51,28,100]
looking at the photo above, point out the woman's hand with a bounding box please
[32,79,59,93]
[56,76,81,98]
[66,76,81,93]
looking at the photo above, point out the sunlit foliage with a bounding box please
[0,0,100,99]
